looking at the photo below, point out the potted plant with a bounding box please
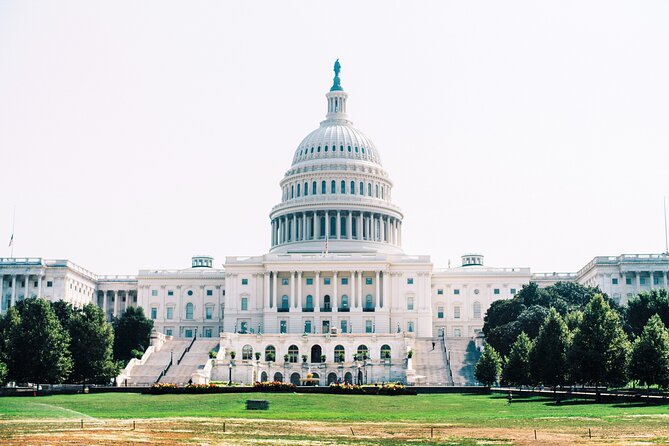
[208,349,217,359]
[284,353,289,362]
[338,353,345,363]
[230,351,236,359]
[302,354,308,363]
[407,350,413,359]
[255,351,261,361]
[320,354,326,363]
[352,353,358,362]
[267,352,275,362]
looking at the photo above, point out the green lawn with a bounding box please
[0,392,667,429]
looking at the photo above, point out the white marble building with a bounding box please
[2,62,668,385]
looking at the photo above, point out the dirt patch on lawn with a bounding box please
[0,417,666,445]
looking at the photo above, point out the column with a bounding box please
[315,271,321,310]
[357,213,363,240]
[290,271,296,308]
[636,272,641,291]
[291,214,297,242]
[398,222,402,245]
[11,275,17,307]
[649,271,654,289]
[271,220,275,246]
[297,271,303,309]
[36,275,42,300]
[357,271,363,308]
[380,216,385,242]
[315,212,321,239]
[102,291,108,320]
[272,272,278,309]
[336,211,341,239]
[24,274,30,300]
[350,270,355,309]
[0,275,4,312]
[333,271,338,309]
[663,272,668,289]
[264,272,270,309]
[302,213,307,241]
[325,211,330,239]
[113,290,119,317]
[375,271,380,308]
[347,211,353,239]
[382,270,389,309]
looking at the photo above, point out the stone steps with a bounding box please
[444,337,480,385]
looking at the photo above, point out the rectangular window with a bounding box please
[407,297,414,310]
[241,279,248,285]
[151,290,158,297]
[612,278,619,285]
[437,306,444,319]
[454,306,461,319]
[150,307,157,319]
[365,278,373,285]
[282,278,289,285]
[241,298,248,311]
[494,288,500,295]
[626,277,632,285]
[33,281,38,287]
[47,281,53,287]
[166,307,174,319]
[206,307,213,319]
[453,328,461,337]
[407,322,414,333]
[454,289,460,295]
[324,278,331,285]
[204,328,212,338]
[365,320,373,333]
[510,288,517,295]
[437,289,443,295]
[207,289,213,296]
[280,320,287,333]
[239,321,248,334]
[407,278,414,285]
[654,277,660,285]
[185,329,193,338]
[640,277,646,285]
[168,290,174,296]
[306,278,313,285]
[165,329,173,336]
[341,319,348,333]
[341,277,348,285]
[304,320,312,334]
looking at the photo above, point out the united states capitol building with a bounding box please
[1,62,668,386]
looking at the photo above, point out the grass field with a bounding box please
[1,392,668,445]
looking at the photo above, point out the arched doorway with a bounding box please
[327,372,338,384]
[311,372,320,385]
[357,370,363,385]
[311,344,322,363]
[273,372,283,382]
[344,372,352,384]
[323,295,331,311]
[260,371,268,382]
[290,372,301,386]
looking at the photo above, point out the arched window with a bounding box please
[312,181,317,195]
[317,146,321,152]
[340,295,349,310]
[473,301,481,319]
[347,145,351,152]
[288,345,299,363]
[310,147,314,153]
[281,295,289,310]
[355,146,359,153]
[291,185,294,198]
[323,295,331,310]
[350,181,355,195]
[359,182,364,195]
[334,345,345,362]
[306,295,313,309]
[356,345,369,360]
[325,145,328,152]
[365,294,373,310]
[185,302,193,319]
[380,344,391,359]
[242,344,253,360]
[367,183,372,196]
[331,180,336,194]
[375,184,379,197]
[304,182,308,196]
[320,216,326,237]
[321,181,326,194]
[341,180,346,194]
[297,184,301,197]
[330,216,336,236]
[340,145,344,152]
[265,345,276,361]
[381,186,384,199]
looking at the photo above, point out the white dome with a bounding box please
[292,122,381,166]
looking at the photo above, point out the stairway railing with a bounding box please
[177,334,197,366]
[155,355,173,384]
[441,337,455,386]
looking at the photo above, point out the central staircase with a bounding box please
[412,338,453,385]
[159,338,220,384]
[444,337,481,385]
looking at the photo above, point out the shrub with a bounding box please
[253,381,296,392]
[208,350,217,359]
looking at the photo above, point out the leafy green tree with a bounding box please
[569,294,630,388]
[501,332,533,387]
[69,304,118,385]
[0,360,7,385]
[626,289,669,338]
[475,344,502,387]
[5,298,72,384]
[112,306,153,362]
[530,308,570,387]
[628,314,669,390]
[518,305,549,339]
[564,310,583,332]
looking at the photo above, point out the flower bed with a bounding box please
[253,381,296,392]
[327,382,416,396]
[147,383,245,395]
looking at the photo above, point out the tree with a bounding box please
[518,305,549,339]
[628,314,669,390]
[626,289,669,338]
[530,308,570,387]
[0,360,7,385]
[501,332,532,387]
[568,294,630,388]
[112,307,153,362]
[5,298,72,384]
[475,344,502,387]
[68,304,118,385]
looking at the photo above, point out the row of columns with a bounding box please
[0,273,42,312]
[99,290,135,320]
[271,210,401,247]
[263,271,389,311]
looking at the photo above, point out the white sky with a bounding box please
[1,1,668,275]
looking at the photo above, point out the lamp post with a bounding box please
[228,362,233,385]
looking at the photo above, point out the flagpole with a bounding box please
[10,206,15,258]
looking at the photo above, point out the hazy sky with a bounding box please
[1,1,668,275]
